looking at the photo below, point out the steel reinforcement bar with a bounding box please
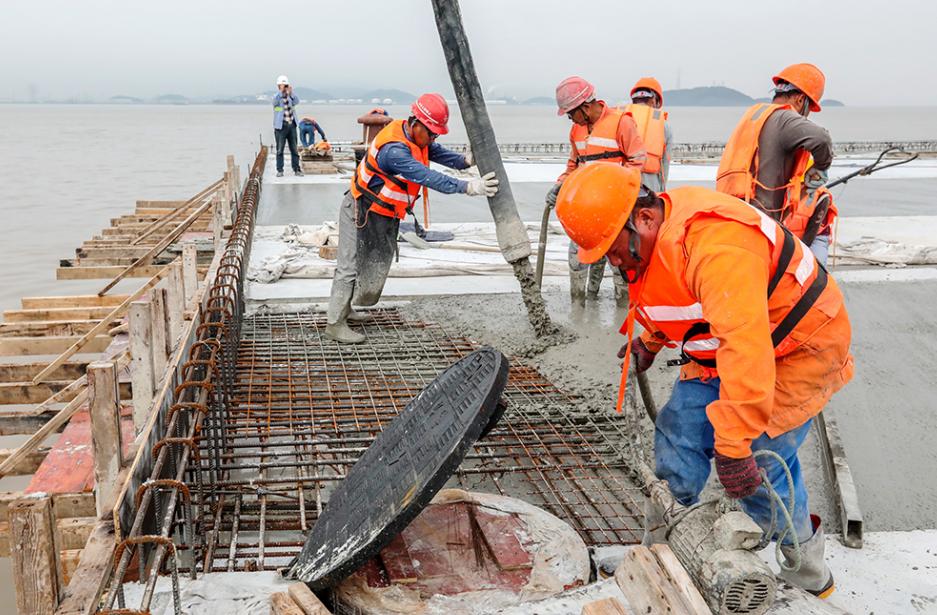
[97,146,267,615]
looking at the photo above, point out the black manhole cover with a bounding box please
[285,347,510,589]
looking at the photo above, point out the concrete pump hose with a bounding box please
[753,449,802,573]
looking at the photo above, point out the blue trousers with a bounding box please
[654,376,814,544]
[299,123,316,148]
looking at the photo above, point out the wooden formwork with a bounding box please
[1,156,242,615]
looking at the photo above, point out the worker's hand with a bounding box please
[714,452,763,499]
[464,148,474,167]
[466,172,499,197]
[618,337,657,373]
[805,167,828,191]
[545,183,562,208]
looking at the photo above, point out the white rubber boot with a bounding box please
[779,515,834,598]
[569,268,588,305]
[325,283,366,344]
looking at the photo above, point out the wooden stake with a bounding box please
[164,262,185,346]
[0,390,88,479]
[212,193,223,249]
[10,496,60,614]
[128,299,154,434]
[271,592,305,615]
[182,243,198,303]
[149,290,169,379]
[287,583,333,615]
[88,361,122,517]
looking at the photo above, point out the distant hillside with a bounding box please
[109,95,143,103]
[154,94,189,104]
[292,87,333,101]
[524,96,555,105]
[664,86,753,106]
[361,89,416,104]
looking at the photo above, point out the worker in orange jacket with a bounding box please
[555,163,853,598]
[624,77,672,192]
[548,76,646,306]
[717,64,836,264]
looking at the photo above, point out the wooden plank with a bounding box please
[88,362,122,517]
[182,242,198,302]
[0,320,103,338]
[581,597,629,615]
[4,307,115,322]
[271,592,305,615]
[55,519,116,615]
[0,409,63,436]
[149,290,169,379]
[165,262,185,347]
[57,264,166,280]
[649,544,712,614]
[474,508,533,571]
[0,361,87,381]
[614,546,684,615]
[131,180,222,246]
[0,335,111,357]
[21,295,129,309]
[0,521,8,556]
[212,194,223,248]
[128,300,154,433]
[60,549,83,586]
[32,266,173,384]
[0,491,23,519]
[10,496,60,614]
[55,517,96,550]
[0,391,89,479]
[287,583,332,615]
[75,247,153,259]
[0,381,129,405]
[52,493,96,519]
[0,446,50,474]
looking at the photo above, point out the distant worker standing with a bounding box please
[548,76,646,306]
[299,116,327,149]
[325,93,499,343]
[555,163,853,598]
[272,75,303,178]
[625,77,672,192]
[717,64,835,262]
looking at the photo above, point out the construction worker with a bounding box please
[325,93,499,344]
[272,75,303,178]
[554,163,854,598]
[547,76,646,306]
[625,77,672,192]
[717,63,835,263]
[298,116,327,149]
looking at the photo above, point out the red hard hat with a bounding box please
[773,63,825,112]
[556,76,596,116]
[411,93,450,135]
[630,77,664,105]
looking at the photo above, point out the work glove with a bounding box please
[545,183,562,208]
[714,452,763,499]
[464,148,474,167]
[466,172,499,197]
[618,337,657,373]
[805,167,828,191]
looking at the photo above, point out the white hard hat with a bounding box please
[276,75,289,86]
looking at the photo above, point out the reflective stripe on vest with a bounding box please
[630,187,830,368]
[349,120,428,219]
[625,104,667,175]
[570,105,632,166]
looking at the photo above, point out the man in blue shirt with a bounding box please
[272,75,303,177]
[325,93,499,343]
[298,117,327,148]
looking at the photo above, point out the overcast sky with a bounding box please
[1,0,933,105]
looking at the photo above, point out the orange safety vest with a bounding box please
[350,120,429,219]
[569,104,641,166]
[626,187,843,369]
[716,103,837,239]
[624,103,667,175]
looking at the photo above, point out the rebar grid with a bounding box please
[189,309,645,574]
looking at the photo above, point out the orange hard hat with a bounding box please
[773,63,825,112]
[556,76,596,116]
[411,93,450,135]
[631,77,663,105]
[556,163,643,264]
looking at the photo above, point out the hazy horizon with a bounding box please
[1,0,934,105]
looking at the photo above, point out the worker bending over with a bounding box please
[548,76,646,306]
[555,163,853,597]
[299,117,327,149]
[625,77,672,192]
[718,63,836,263]
[325,93,498,344]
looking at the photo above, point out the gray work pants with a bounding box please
[326,193,397,325]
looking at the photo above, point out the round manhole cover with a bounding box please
[285,347,509,589]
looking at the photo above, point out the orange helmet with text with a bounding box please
[630,77,664,105]
[555,163,643,263]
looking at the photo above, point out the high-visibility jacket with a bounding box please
[624,103,667,175]
[623,187,853,456]
[558,102,646,182]
[716,103,837,239]
[350,120,428,219]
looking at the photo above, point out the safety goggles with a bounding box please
[566,104,587,121]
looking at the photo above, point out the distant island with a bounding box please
[666,86,845,107]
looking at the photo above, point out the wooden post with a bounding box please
[221,171,232,225]
[182,242,198,303]
[164,261,185,341]
[88,361,122,517]
[149,290,169,379]
[211,193,223,249]
[10,496,60,614]
[287,583,333,614]
[128,300,154,434]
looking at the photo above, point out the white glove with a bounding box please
[805,167,828,191]
[464,149,474,167]
[466,171,499,197]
